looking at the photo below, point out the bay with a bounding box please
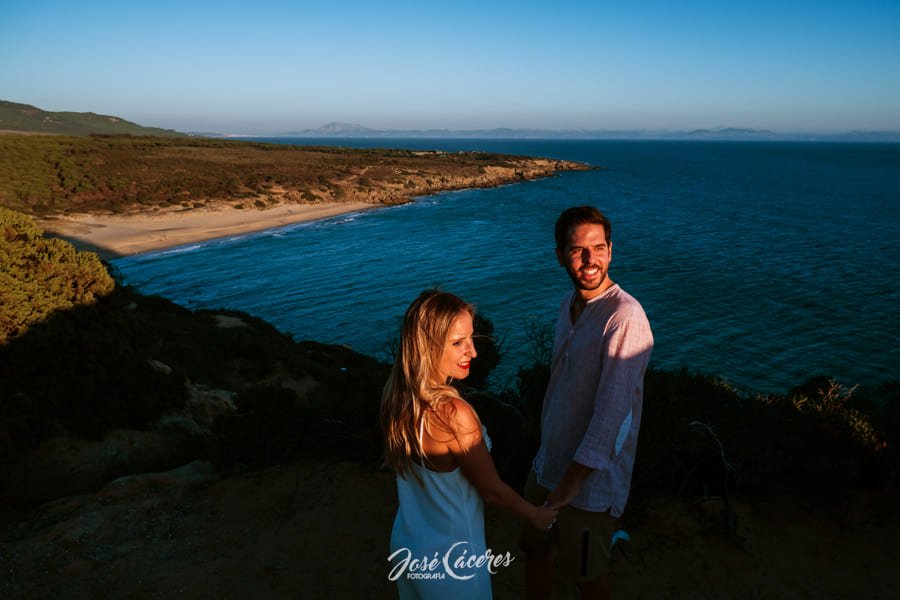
[112,139,900,394]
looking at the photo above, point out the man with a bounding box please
[521,206,654,600]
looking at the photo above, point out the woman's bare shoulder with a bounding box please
[432,396,481,434]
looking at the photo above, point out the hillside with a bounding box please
[0,210,392,500]
[0,100,184,137]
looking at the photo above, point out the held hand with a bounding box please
[545,476,583,510]
[531,504,558,531]
[545,462,592,509]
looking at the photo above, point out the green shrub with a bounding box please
[0,207,114,344]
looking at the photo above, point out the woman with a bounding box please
[381,289,557,599]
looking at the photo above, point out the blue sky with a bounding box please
[2,0,899,134]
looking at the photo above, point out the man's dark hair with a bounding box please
[554,206,611,249]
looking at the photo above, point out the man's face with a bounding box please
[556,223,612,294]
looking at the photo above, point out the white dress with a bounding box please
[389,426,493,599]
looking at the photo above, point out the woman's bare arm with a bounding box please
[437,397,557,530]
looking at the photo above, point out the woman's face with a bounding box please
[436,311,477,382]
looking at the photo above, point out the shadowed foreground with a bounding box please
[2,458,897,599]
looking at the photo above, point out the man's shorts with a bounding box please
[521,470,618,582]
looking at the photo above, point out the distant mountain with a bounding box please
[282,121,380,137]
[0,100,184,137]
[271,123,900,142]
[682,127,777,140]
[276,123,645,139]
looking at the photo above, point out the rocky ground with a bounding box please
[2,456,897,599]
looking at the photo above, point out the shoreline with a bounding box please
[38,201,380,260]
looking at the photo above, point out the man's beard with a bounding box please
[569,265,607,290]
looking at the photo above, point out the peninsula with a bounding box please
[0,133,590,258]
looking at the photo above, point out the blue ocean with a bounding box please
[112,139,900,394]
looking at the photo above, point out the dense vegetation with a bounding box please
[0,133,575,216]
[0,100,183,137]
[504,333,899,503]
[0,207,114,343]
[634,370,896,500]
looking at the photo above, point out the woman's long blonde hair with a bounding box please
[380,289,474,479]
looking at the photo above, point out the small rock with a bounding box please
[147,359,172,375]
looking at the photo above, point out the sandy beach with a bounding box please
[38,202,377,259]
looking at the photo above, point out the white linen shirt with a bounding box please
[532,283,653,517]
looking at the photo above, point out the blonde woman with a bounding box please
[382,290,557,599]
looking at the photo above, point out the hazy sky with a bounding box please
[2,0,899,134]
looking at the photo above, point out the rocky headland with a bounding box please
[0,133,590,258]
